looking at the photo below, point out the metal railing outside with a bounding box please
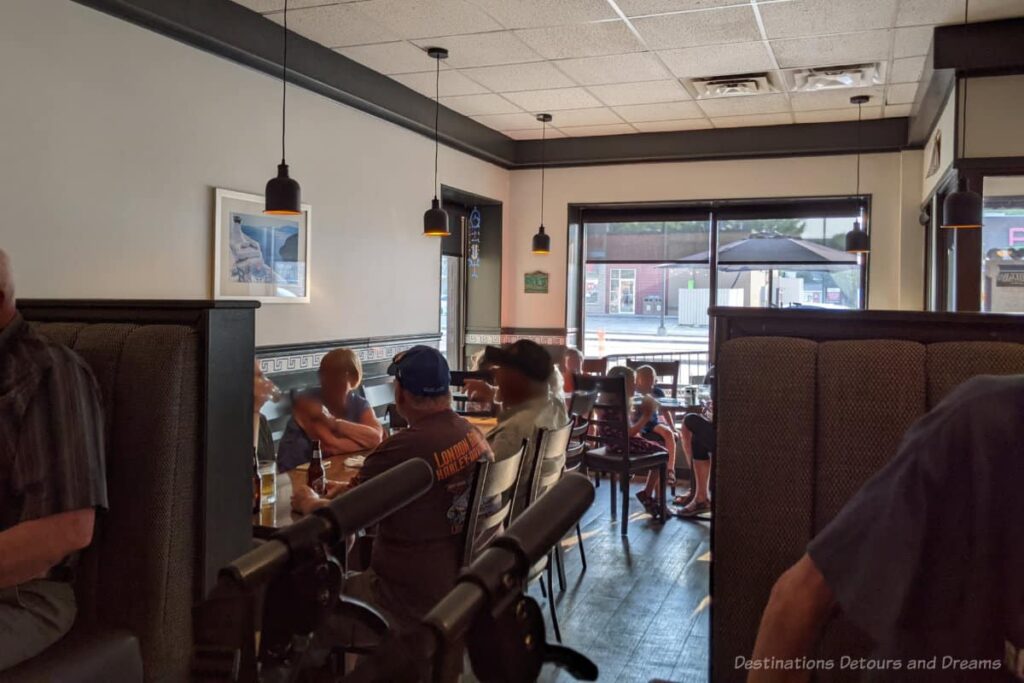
[605,350,710,385]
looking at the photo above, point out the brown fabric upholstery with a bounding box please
[926,341,1024,408]
[713,333,1024,682]
[712,337,818,682]
[32,322,199,683]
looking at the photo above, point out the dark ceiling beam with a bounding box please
[934,17,1024,74]
[907,39,955,146]
[72,0,516,167]
[514,118,911,168]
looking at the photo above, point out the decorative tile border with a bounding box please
[258,336,440,376]
[465,331,567,346]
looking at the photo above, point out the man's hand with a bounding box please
[0,509,95,589]
[464,379,496,403]
[291,485,327,515]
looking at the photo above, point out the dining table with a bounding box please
[253,415,499,535]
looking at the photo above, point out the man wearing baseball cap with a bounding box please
[475,340,569,517]
[293,345,492,632]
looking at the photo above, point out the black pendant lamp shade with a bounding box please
[844,95,870,254]
[265,0,301,215]
[423,47,450,237]
[532,113,553,254]
[943,178,982,229]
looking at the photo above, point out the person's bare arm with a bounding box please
[323,408,383,449]
[749,553,835,683]
[628,398,656,437]
[0,509,95,589]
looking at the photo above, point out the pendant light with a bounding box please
[423,47,450,237]
[532,113,552,254]
[942,0,982,229]
[845,95,870,254]
[265,0,301,215]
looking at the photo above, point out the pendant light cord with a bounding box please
[856,100,862,196]
[540,119,546,226]
[433,56,440,199]
[960,0,970,163]
[281,0,288,164]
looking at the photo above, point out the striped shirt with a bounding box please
[0,313,108,538]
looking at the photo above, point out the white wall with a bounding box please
[964,74,1024,159]
[504,152,925,328]
[0,0,509,347]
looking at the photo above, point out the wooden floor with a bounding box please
[531,481,711,683]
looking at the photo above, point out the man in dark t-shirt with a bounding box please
[292,345,492,627]
[750,375,1024,682]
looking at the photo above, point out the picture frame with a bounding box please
[213,188,312,303]
[524,270,549,294]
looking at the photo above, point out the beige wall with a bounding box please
[963,74,1024,159]
[504,152,925,328]
[0,0,509,347]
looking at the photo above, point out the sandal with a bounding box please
[672,491,692,505]
[676,500,711,518]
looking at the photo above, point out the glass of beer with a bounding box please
[258,461,277,506]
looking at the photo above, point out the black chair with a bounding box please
[578,374,669,535]
[462,441,527,564]
[362,382,395,433]
[581,358,607,375]
[625,359,681,398]
[562,414,592,576]
[567,386,597,421]
[516,423,574,643]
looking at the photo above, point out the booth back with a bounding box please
[709,308,1024,682]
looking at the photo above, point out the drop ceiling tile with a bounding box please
[268,4,398,48]
[235,0,343,13]
[560,123,637,137]
[658,42,775,79]
[617,0,745,17]
[473,112,547,130]
[503,87,603,111]
[759,0,897,40]
[890,56,926,83]
[793,106,882,123]
[356,0,502,39]
[461,62,575,92]
[632,119,714,133]
[632,6,762,50]
[504,127,568,140]
[972,0,1024,22]
[884,103,913,117]
[391,69,490,96]
[555,53,670,86]
[893,26,933,58]
[514,22,645,59]
[613,101,705,122]
[467,0,617,29]
[588,80,691,106]
[896,0,966,27]
[411,32,541,68]
[440,93,521,116]
[335,41,441,75]
[770,30,892,69]
[711,113,794,128]
[697,92,791,117]
[546,107,623,127]
[789,86,884,111]
[886,82,919,105]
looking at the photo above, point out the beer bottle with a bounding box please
[308,439,327,496]
[252,447,261,514]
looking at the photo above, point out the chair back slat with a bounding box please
[362,382,395,411]
[626,359,681,398]
[567,387,597,420]
[517,422,573,519]
[565,416,589,471]
[575,374,631,462]
[461,441,527,564]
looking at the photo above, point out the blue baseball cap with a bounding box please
[387,345,451,396]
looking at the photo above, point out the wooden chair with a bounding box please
[625,359,681,398]
[516,423,574,643]
[581,357,607,375]
[578,374,669,536]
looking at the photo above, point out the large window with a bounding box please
[981,175,1024,313]
[577,200,866,357]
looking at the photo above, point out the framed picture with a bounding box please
[214,188,311,303]
[524,270,549,294]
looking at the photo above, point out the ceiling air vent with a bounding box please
[784,63,885,92]
[685,73,778,99]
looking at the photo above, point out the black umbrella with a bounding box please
[680,231,857,265]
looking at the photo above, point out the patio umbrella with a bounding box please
[677,231,858,264]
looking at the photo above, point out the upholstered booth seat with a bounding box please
[710,308,1024,683]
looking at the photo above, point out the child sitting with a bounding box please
[602,366,670,518]
[633,365,678,488]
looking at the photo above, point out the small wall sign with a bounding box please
[524,271,549,294]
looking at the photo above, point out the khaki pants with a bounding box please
[0,580,76,671]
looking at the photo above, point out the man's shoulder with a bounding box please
[17,324,96,386]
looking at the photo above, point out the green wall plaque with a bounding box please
[524,270,549,294]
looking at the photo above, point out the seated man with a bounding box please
[750,375,1024,682]
[278,348,383,471]
[292,346,492,629]
[0,250,108,671]
[471,341,569,516]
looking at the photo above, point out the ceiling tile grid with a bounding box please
[238,0,1024,137]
